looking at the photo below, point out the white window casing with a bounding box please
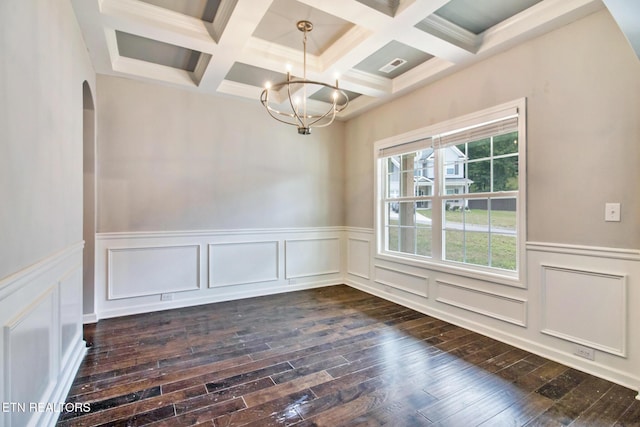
[374,98,527,287]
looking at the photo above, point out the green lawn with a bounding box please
[417,208,516,228]
[443,231,517,270]
[389,209,517,271]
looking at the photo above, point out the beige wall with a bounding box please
[96,76,345,232]
[344,9,640,249]
[0,1,95,280]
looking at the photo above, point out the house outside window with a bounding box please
[375,99,526,281]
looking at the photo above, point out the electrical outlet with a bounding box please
[160,293,173,301]
[574,344,595,360]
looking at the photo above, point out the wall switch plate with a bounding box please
[574,343,595,360]
[605,203,621,222]
[161,293,173,301]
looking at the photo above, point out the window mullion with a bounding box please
[431,147,443,262]
[488,198,493,267]
[490,135,494,193]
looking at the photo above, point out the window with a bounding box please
[375,100,526,279]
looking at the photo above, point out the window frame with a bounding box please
[374,99,527,287]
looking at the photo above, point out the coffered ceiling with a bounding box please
[71,0,606,119]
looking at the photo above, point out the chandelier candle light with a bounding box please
[260,20,349,135]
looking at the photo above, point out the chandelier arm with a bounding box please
[334,92,350,112]
[306,89,349,127]
[264,105,302,127]
[261,90,301,127]
[307,101,337,128]
[286,81,305,128]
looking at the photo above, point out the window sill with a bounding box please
[375,252,525,289]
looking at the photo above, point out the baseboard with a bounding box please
[96,278,340,320]
[83,313,98,324]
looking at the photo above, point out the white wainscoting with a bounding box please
[345,228,640,396]
[284,237,341,279]
[540,265,627,357]
[347,237,371,280]
[60,267,83,369]
[374,265,428,298]
[94,228,344,319]
[435,279,527,327]
[90,227,640,397]
[208,241,279,287]
[528,243,640,393]
[0,243,86,427]
[107,245,200,299]
[108,244,201,299]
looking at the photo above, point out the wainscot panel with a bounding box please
[59,267,83,370]
[4,287,56,427]
[435,279,527,327]
[374,265,428,298]
[0,243,86,427]
[347,237,371,280]
[208,241,279,287]
[541,265,627,357]
[284,237,341,279]
[94,228,344,319]
[107,244,201,299]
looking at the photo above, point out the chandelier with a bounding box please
[260,20,349,135]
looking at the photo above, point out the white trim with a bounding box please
[96,226,345,240]
[83,313,98,324]
[48,342,87,427]
[527,241,640,261]
[209,0,237,43]
[415,14,478,53]
[344,227,375,235]
[0,242,84,301]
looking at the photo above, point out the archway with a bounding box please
[82,81,96,327]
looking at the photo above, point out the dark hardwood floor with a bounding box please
[57,285,640,426]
